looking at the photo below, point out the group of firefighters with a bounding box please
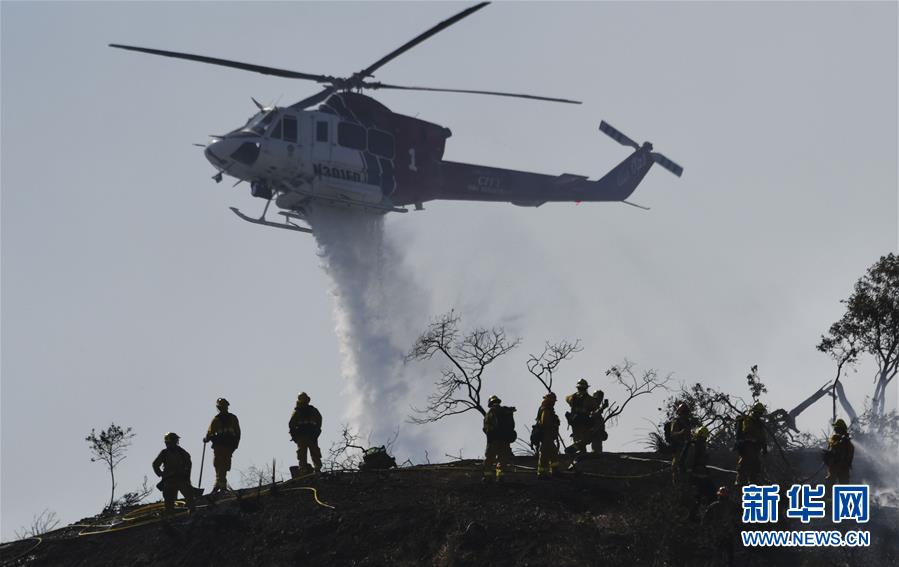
[152,392,324,514]
[660,400,855,564]
[150,379,856,531]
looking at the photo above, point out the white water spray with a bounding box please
[852,437,899,508]
[305,205,428,452]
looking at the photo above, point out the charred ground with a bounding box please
[2,451,897,567]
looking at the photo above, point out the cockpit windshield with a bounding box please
[245,110,278,135]
[230,109,278,137]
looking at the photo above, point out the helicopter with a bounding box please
[110,2,682,235]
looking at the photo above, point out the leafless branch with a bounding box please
[603,359,672,425]
[407,311,520,425]
[15,509,60,539]
[526,339,583,392]
[239,460,286,489]
[513,438,537,457]
[325,424,367,471]
[444,450,466,462]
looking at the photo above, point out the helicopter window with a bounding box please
[247,111,277,136]
[368,129,394,159]
[338,122,366,150]
[316,121,329,143]
[283,116,298,143]
[270,119,283,140]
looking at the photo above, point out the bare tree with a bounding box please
[325,423,401,471]
[325,424,368,471]
[114,476,154,512]
[603,359,672,426]
[15,509,60,539]
[407,311,520,424]
[85,423,135,511]
[239,458,288,489]
[526,339,583,392]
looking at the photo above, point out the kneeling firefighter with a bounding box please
[152,432,196,515]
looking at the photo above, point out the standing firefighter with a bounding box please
[533,392,561,479]
[152,432,195,515]
[702,486,740,567]
[683,426,714,517]
[482,395,517,482]
[204,397,241,494]
[667,403,693,484]
[823,419,854,485]
[289,392,323,474]
[734,402,768,485]
[589,389,610,453]
[565,379,600,454]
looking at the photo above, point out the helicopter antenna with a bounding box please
[109,2,582,109]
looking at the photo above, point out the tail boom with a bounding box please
[423,147,655,206]
[405,121,680,208]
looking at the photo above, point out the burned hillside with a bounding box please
[3,451,897,567]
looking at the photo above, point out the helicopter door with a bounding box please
[311,117,332,163]
[269,114,300,175]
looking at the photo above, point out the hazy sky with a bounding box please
[2,1,896,540]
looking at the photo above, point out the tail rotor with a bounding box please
[599,120,683,178]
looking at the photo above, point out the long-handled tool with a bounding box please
[198,440,208,490]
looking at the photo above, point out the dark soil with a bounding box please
[2,451,896,566]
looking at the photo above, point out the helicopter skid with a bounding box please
[228,207,313,234]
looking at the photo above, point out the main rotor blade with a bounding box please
[289,87,336,110]
[108,44,333,83]
[366,82,581,105]
[354,2,490,83]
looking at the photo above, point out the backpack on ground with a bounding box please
[359,446,397,471]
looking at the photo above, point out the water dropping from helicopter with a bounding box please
[304,204,428,449]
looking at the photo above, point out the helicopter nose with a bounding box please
[204,137,237,168]
[205,137,261,168]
